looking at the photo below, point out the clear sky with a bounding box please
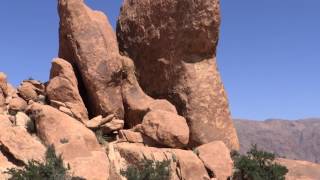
[0,0,319,120]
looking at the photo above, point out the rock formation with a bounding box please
[1,0,318,179]
[117,0,239,150]
[27,103,110,180]
[58,0,124,118]
[47,58,89,122]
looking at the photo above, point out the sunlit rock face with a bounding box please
[117,0,239,150]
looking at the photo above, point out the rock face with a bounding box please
[47,58,88,122]
[0,115,46,165]
[196,141,233,180]
[277,158,320,180]
[117,0,239,150]
[139,110,189,148]
[0,151,15,180]
[58,0,124,118]
[121,56,179,127]
[28,103,110,180]
[114,143,210,180]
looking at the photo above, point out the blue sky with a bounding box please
[0,0,319,120]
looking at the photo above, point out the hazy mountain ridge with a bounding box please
[235,118,320,163]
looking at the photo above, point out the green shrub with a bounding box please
[231,144,288,180]
[121,159,171,180]
[5,145,84,180]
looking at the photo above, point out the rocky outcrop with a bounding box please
[47,58,88,122]
[58,0,124,118]
[117,0,239,150]
[121,56,179,128]
[0,151,15,180]
[277,158,320,180]
[8,97,28,113]
[0,73,8,114]
[139,110,189,148]
[196,141,233,180]
[27,103,110,180]
[113,143,210,180]
[0,115,46,165]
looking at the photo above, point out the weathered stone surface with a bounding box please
[196,141,233,180]
[9,97,28,112]
[23,80,45,95]
[114,143,210,180]
[47,58,89,122]
[172,149,211,180]
[117,0,239,150]
[15,112,30,128]
[101,119,124,134]
[17,82,38,102]
[0,72,8,97]
[0,73,8,114]
[27,103,110,180]
[0,91,5,114]
[85,114,114,129]
[277,158,320,180]
[0,115,46,165]
[58,106,74,117]
[58,0,124,118]
[140,110,189,148]
[0,151,15,180]
[118,130,144,143]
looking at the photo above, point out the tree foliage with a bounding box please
[5,145,84,180]
[231,144,288,180]
[121,159,171,180]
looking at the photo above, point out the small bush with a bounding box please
[121,159,171,180]
[231,144,288,180]
[5,145,84,180]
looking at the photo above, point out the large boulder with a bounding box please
[27,103,110,180]
[47,58,89,122]
[8,97,28,112]
[139,110,189,148]
[117,0,239,150]
[17,81,39,102]
[196,141,233,180]
[0,115,46,165]
[58,0,124,118]
[113,143,210,180]
[121,56,178,127]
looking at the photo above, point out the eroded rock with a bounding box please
[117,0,239,150]
[114,143,210,180]
[58,0,124,118]
[27,103,110,179]
[47,58,89,122]
[0,115,46,165]
[139,110,189,148]
[17,82,38,102]
[196,141,233,180]
[9,97,28,112]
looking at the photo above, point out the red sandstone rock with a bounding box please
[28,103,110,179]
[117,0,239,150]
[47,58,89,122]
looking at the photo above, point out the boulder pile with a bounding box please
[0,0,315,179]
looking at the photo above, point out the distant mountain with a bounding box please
[234,118,320,163]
